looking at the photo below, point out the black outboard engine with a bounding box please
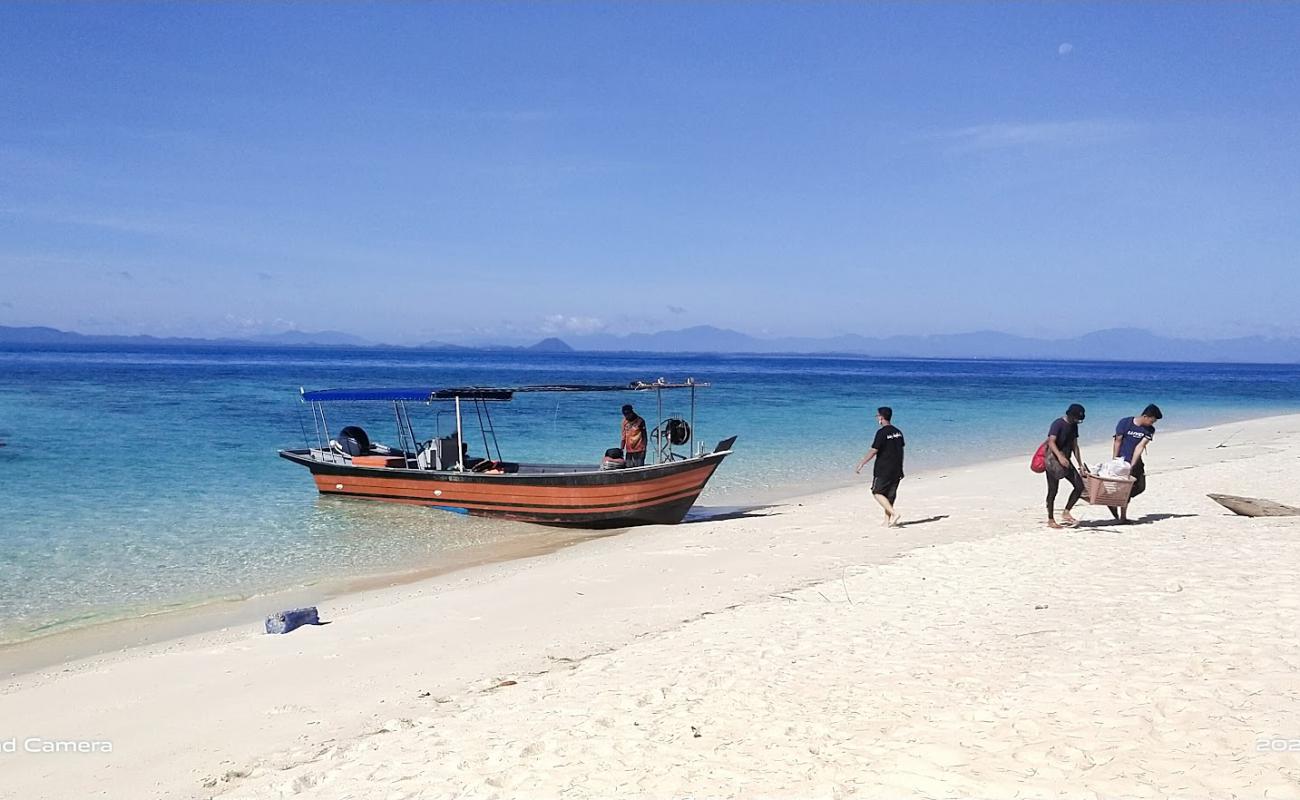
[601,447,625,470]
[336,425,371,457]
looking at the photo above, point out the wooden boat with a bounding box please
[280,381,736,527]
[1207,493,1300,518]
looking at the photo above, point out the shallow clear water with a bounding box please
[2,344,1298,644]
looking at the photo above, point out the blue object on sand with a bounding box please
[264,606,320,634]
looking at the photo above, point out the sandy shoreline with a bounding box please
[3,413,1299,799]
[0,408,1274,673]
[0,466,852,673]
[0,521,636,676]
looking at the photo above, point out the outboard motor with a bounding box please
[335,425,371,457]
[601,447,626,470]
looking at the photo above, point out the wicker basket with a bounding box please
[1082,471,1136,508]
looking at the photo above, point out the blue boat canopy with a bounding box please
[301,387,471,402]
[301,380,704,403]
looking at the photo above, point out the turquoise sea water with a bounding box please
[2,345,1299,645]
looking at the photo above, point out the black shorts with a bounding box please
[872,475,901,502]
[1130,460,1147,498]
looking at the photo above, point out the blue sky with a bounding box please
[1,3,1297,344]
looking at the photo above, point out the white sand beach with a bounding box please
[3,414,1300,799]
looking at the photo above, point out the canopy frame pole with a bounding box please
[309,399,323,457]
[455,396,465,472]
[401,401,420,468]
[319,405,334,464]
[393,401,419,468]
[313,402,327,460]
[295,401,312,451]
[690,379,697,457]
[473,399,490,464]
[655,386,664,466]
[472,399,505,464]
[392,400,406,462]
[486,402,503,462]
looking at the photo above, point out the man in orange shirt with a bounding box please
[621,404,648,467]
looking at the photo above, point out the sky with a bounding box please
[1,2,1297,345]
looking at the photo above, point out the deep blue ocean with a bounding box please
[2,344,1298,645]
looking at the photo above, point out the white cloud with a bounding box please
[540,314,606,335]
[1058,43,1074,56]
[936,120,1143,153]
[0,204,193,238]
[221,314,263,333]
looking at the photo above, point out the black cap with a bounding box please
[1143,403,1163,420]
[1066,403,1086,421]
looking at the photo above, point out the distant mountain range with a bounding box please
[415,336,574,354]
[0,325,573,353]
[2,324,1297,363]
[0,325,375,348]
[557,325,1300,363]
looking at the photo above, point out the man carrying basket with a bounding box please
[1110,403,1163,523]
[1045,403,1088,529]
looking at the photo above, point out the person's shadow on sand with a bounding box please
[1076,512,1198,529]
[896,515,949,527]
[1135,513,1198,523]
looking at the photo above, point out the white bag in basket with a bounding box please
[1097,458,1132,479]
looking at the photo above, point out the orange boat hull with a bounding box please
[280,444,733,527]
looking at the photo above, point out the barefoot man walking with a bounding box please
[855,406,906,527]
[1045,403,1088,529]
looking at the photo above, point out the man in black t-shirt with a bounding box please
[855,406,906,527]
[1109,403,1162,523]
[1044,403,1087,529]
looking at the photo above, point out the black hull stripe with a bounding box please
[319,492,698,524]
[318,481,709,513]
[492,499,698,527]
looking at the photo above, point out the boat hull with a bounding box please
[279,447,732,527]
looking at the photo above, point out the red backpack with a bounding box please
[1030,441,1048,473]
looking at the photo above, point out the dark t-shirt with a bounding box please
[1115,416,1154,462]
[871,424,905,479]
[1048,417,1079,454]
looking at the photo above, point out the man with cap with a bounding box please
[620,404,648,467]
[1045,403,1088,529]
[1111,403,1163,523]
